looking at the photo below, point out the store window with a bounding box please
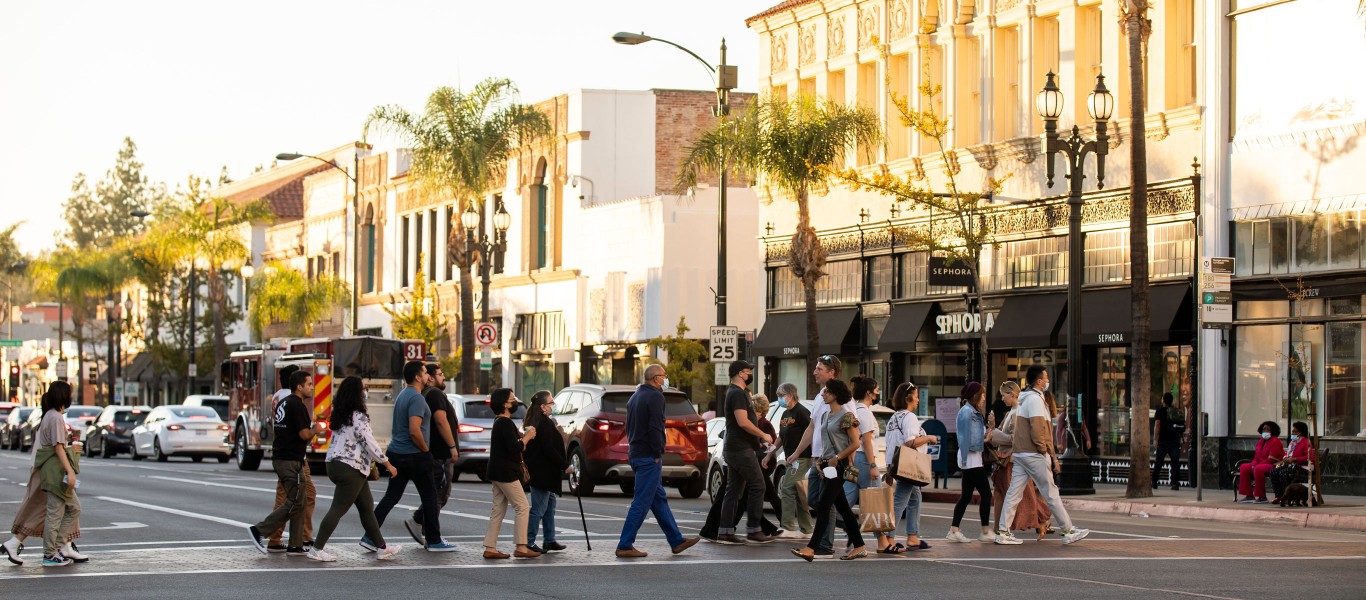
[906,352,967,419]
[769,260,862,309]
[1234,212,1362,276]
[1235,324,1288,435]
[1084,222,1194,284]
[985,236,1067,291]
[1094,345,1193,457]
[867,255,895,301]
[900,252,970,298]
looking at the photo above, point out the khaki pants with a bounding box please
[43,492,80,556]
[269,461,315,545]
[484,480,530,549]
[999,453,1074,532]
[779,458,813,533]
[256,460,311,548]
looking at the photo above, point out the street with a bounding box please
[1,451,1363,599]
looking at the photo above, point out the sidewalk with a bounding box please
[922,482,1366,532]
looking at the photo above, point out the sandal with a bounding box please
[877,543,908,554]
[841,548,868,560]
[791,548,814,562]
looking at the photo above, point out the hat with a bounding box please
[728,359,755,379]
[960,381,984,401]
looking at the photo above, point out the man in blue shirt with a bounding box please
[615,364,700,558]
[371,361,454,552]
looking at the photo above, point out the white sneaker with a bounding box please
[377,544,402,561]
[305,548,336,562]
[945,530,974,543]
[1062,528,1090,545]
[2,537,23,565]
[994,531,1023,545]
[60,542,89,562]
[779,530,808,539]
[976,533,996,542]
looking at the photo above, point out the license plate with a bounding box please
[195,430,207,436]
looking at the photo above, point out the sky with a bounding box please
[0,0,775,254]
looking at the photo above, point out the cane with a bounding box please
[576,488,591,551]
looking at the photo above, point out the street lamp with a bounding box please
[613,31,737,328]
[240,263,255,343]
[1037,71,1113,496]
[277,141,370,335]
[463,200,511,392]
[104,296,117,405]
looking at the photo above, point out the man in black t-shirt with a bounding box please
[413,364,459,531]
[776,383,813,536]
[1152,393,1184,491]
[715,360,774,545]
[248,370,324,555]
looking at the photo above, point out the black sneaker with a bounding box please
[266,544,287,554]
[358,535,378,553]
[526,544,545,554]
[812,549,837,559]
[246,526,268,554]
[285,546,307,556]
[542,541,567,552]
[403,518,426,546]
[715,534,747,545]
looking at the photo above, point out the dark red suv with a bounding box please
[551,384,707,497]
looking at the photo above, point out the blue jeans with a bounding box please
[617,457,684,550]
[806,465,833,553]
[843,450,874,506]
[892,479,922,537]
[527,486,558,545]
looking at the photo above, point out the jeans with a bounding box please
[485,480,530,548]
[527,486,558,545]
[779,458,813,533]
[315,461,384,549]
[806,466,833,553]
[617,457,684,550]
[843,450,874,506]
[1000,453,1074,531]
[808,461,863,551]
[43,492,79,556]
[255,459,309,548]
[413,460,453,526]
[891,478,922,537]
[374,451,442,544]
[268,460,314,545]
[1154,440,1181,487]
[719,449,765,535]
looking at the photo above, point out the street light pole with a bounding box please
[1037,71,1113,496]
[463,201,511,393]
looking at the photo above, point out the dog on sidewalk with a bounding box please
[1278,483,1309,507]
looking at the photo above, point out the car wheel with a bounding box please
[131,440,144,461]
[192,456,203,463]
[154,437,168,462]
[569,447,595,496]
[618,479,635,495]
[235,426,262,471]
[679,475,705,499]
[101,437,113,459]
[707,465,724,504]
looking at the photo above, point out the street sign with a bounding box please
[0,339,21,347]
[479,346,492,371]
[1201,257,1233,329]
[124,381,140,401]
[714,362,730,385]
[475,322,499,346]
[56,359,67,380]
[709,326,738,363]
[187,363,198,378]
[114,377,124,405]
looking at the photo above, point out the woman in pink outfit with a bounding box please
[1238,421,1285,503]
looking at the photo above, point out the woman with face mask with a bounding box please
[1238,421,1285,503]
[1269,421,1313,505]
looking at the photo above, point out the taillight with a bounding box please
[693,422,706,433]
[457,423,484,434]
[167,424,183,431]
[587,418,623,432]
[218,424,230,431]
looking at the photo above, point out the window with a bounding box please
[887,53,910,160]
[992,26,1020,140]
[986,236,1067,290]
[1075,4,1104,126]
[918,43,944,154]
[906,352,967,416]
[827,70,846,106]
[769,260,862,309]
[1166,0,1197,108]
[954,36,981,147]
[445,205,456,281]
[400,215,410,288]
[771,84,788,102]
[365,223,376,293]
[331,252,340,278]
[1084,222,1195,283]
[867,255,894,301]
[1032,15,1060,135]
[799,77,816,98]
[1234,212,1360,276]
[900,252,970,298]
[536,185,549,269]
[856,61,878,165]
[429,208,439,280]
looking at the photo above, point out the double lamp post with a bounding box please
[461,201,511,392]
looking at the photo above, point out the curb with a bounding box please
[921,490,1366,532]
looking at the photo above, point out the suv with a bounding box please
[552,384,707,498]
[449,394,526,481]
[83,405,152,458]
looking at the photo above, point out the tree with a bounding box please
[678,94,880,394]
[61,137,162,249]
[247,263,350,338]
[365,77,552,393]
[0,222,31,324]
[383,253,447,350]
[647,317,715,410]
[1122,0,1155,498]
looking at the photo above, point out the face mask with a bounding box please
[743,373,752,384]
[662,378,670,389]
[1042,382,1050,392]
[1290,434,1300,442]
[1261,431,1271,440]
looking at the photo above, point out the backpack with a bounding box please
[1167,406,1186,432]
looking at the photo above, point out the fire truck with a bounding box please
[220,336,426,471]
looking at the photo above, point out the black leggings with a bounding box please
[952,467,992,528]
[808,464,864,550]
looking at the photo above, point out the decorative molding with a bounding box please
[919,0,941,33]
[1003,137,1040,164]
[771,32,789,72]
[857,6,879,50]
[966,144,998,170]
[911,157,927,180]
[890,0,911,40]
[994,0,1022,12]
[1147,111,1171,141]
[798,22,818,67]
[828,15,846,57]
[1231,119,1364,154]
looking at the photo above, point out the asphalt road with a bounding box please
[1,449,1364,599]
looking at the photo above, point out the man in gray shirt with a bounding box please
[370,361,453,552]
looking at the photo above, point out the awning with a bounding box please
[752,308,859,357]
[1233,275,1366,301]
[877,302,938,352]
[987,294,1067,350]
[1059,283,1193,345]
[123,352,154,381]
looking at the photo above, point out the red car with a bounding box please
[551,384,707,498]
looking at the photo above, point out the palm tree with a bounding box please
[365,78,552,392]
[678,94,881,393]
[1122,0,1154,497]
[247,263,350,338]
[46,249,125,404]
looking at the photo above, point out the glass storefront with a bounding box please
[1093,345,1193,456]
[906,351,967,420]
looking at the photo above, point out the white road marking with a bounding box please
[80,522,147,531]
[94,496,251,528]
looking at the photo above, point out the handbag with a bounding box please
[519,456,531,485]
[842,460,859,483]
[893,445,933,487]
[367,461,380,481]
[858,485,897,532]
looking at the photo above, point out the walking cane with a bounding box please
[570,471,591,551]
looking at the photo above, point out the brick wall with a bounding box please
[653,89,755,195]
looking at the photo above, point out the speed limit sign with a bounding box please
[709,326,738,363]
[475,322,498,346]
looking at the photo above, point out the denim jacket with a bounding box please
[956,404,985,466]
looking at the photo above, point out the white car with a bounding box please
[63,406,104,441]
[131,405,231,463]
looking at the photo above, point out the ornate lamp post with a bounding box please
[240,263,255,344]
[462,200,511,392]
[1037,71,1114,495]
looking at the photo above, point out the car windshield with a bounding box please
[463,401,527,420]
[601,392,698,417]
[66,407,103,419]
[167,407,220,419]
[16,407,35,420]
[114,410,149,425]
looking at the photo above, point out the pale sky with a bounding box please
[0,0,773,254]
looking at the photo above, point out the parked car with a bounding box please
[1,405,34,450]
[180,395,230,421]
[16,408,46,452]
[63,405,103,441]
[447,393,526,481]
[0,402,18,426]
[83,405,152,458]
[130,405,231,463]
[552,384,708,497]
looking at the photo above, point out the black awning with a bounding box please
[752,308,860,357]
[1059,283,1194,345]
[1232,274,1366,301]
[987,293,1067,350]
[878,302,938,352]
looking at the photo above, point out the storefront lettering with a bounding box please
[935,312,996,336]
[782,347,802,355]
[1097,333,1125,343]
